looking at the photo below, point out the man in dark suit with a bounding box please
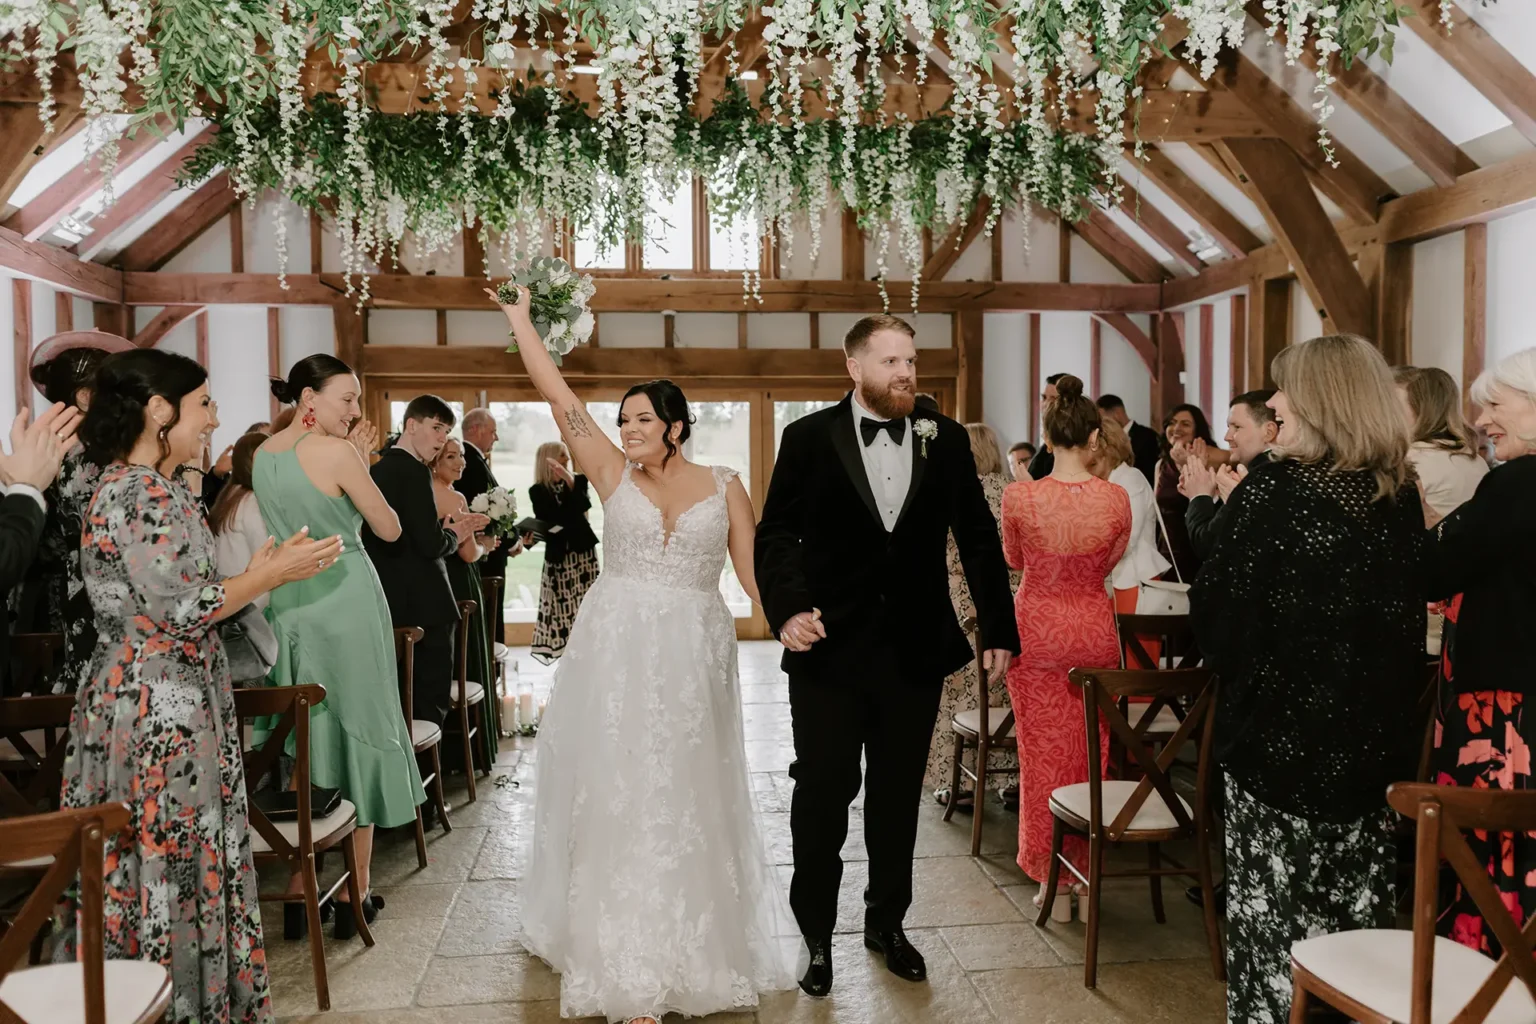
[1178,389,1278,562]
[1026,373,1064,479]
[0,403,77,695]
[455,408,512,644]
[363,395,486,727]
[1096,394,1161,486]
[757,314,1019,997]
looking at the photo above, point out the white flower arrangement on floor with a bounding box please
[496,256,596,365]
[468,485,519,537]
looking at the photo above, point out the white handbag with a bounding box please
[1137,499,1191,616]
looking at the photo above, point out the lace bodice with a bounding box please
[601,464,736,593]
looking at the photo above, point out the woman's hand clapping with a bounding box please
[346,418,379,461]
[249,526,346,586]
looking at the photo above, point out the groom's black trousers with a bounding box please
[787,667,943,940]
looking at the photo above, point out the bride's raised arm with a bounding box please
[486,286,626,500]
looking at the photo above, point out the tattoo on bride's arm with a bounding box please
[563,405,594,439]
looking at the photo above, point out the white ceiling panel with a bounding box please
[1156,142,1274,243]
[1363,15,1511,143]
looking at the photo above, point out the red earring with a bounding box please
[302,407,317,429]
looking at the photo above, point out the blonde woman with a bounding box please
[1394,365,1488,527]
[927,423,1021,807]
[1191,335,1426,1024]
[528,439,600,664]
[1092,417,1170,663]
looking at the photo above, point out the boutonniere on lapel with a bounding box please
[913,418,938,458]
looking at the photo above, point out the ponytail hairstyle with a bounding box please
[79,349,208,472]
[1042,374,1101,450]
[270,354,354,407]
[619,379,694,467]
[209,431,270,535]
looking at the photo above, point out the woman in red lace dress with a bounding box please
[1002,375,1130,911]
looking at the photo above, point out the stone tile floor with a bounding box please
[271,642,1227,1023]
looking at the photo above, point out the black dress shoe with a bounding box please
[799,938,833,997]
[333,895,379,940]
[864,928,927,982]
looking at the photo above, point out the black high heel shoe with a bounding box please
[282,900,333,940]
[333,895,381,940]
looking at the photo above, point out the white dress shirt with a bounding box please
[851,392,912,533]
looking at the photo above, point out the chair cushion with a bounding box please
[0,854,53,869]
[0,960,171,1024]
[0,728,47,761]
[411,720,442,749]
[952,707,1015,739]
[251,798,357,853]
[493,643,509,663]
[451,681,485,705]
[1292,929,1536,1024]
[1049,780,1193,833]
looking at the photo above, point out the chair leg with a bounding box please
[1148,842,1165,924]
[1288,975,1309,1024]
[474,700,490,776]
[300,852,329,1011]
[1197,821,1227,981]
[459,699,477,803]
[1083,832,1104,989]
[1035,816,1066,928]
[944,735,965,823]
[970,738,988,857]
[340,832,376,948]
[429,745,452,833]
[412,803,428,870]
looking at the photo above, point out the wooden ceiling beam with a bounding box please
[0,226,122,301]
[694,12,769,116]
[1400,0,1536,146]
[921,197,991,281]
[0,103,55,211]
[73,125,219,257]
[1092,312,1156,374]
[1072,209,1171,284]
[131,304,204,347]
[1112,181,1204,274]
[4,120,171,241]
[115,171,239,272]
[1246,2,1476,188]
[1129,147,1263,256]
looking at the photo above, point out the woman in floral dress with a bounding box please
[60,348,344,1024]
[927,423,1020,807]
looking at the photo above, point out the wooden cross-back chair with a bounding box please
[0,693,73,822]
[479,575,508,710]
[1036,666,1224,989]
[449,598,490,802]
[942,617,1016,857]
[0,802,172,1024]
[395,626,449,871]
[234,683,372,1012]
[6,634,65,697]
[1291,782,1536,1024]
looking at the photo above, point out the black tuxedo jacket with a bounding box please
[756,396,1019,685]
[453,441,512,576]
[0,491,46,696]
[1128,421,1161,485]
[364,448,460,628]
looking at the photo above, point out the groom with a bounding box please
[756,314,1019,996]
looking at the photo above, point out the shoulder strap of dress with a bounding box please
[711,464,739,494]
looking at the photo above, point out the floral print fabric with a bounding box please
[57,463,273,1024]
[1224,773,1395,1024]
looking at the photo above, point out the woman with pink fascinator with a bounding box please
[11,329,134,691]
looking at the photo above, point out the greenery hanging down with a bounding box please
[0,0,1463,301]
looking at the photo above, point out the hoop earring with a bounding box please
[302,407,317,430]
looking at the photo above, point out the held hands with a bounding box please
[779,608,826,653]
[1214,463,1247,503]
[1178,457,1219,500]
[346,418,378,460]
[249,526,346,586]
[0,402,82,490]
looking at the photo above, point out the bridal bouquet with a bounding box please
[496,256,596,364]
[469,485,519,537]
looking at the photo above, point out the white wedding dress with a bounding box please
[520,462,804,1022]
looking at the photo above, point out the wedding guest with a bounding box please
[1007,441,1036,481]
[431,438,501,766]
[927,423,1021,808]
[1395,366,1488,527]
[1191,335,1424,1024]
[1153,403,1223,581]
[210,431,273,609]
[205,421,274,510]
[1177,391,1278,561]
[61,348,341,1024]
[256,356,428,938]
[915,393,940,413]
[1096,394,1160,485]
[1003,375,1130,913]
[1428,347,1536,957]
[12,331,131,690]
[1092,417,1169,661]
[1026,373,1065,479]
[457,408,516,644]
[529,440,600,664]
[363,395,488,729]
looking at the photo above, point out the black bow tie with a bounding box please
[861,416,906,447]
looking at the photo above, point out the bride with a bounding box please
[486,287,804,1024]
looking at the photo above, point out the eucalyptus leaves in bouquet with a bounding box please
[496,256,596,364]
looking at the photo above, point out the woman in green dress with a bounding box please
[430,438,500,765]
[255,354,426,938]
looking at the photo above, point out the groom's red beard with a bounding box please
[860,380,917,420]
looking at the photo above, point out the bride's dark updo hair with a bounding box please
[79,349,207,469]
[1043,374,1101,450]
[620,379,694,466]
[270,354,354,405]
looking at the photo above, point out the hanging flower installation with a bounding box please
[0,0,1442,303]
